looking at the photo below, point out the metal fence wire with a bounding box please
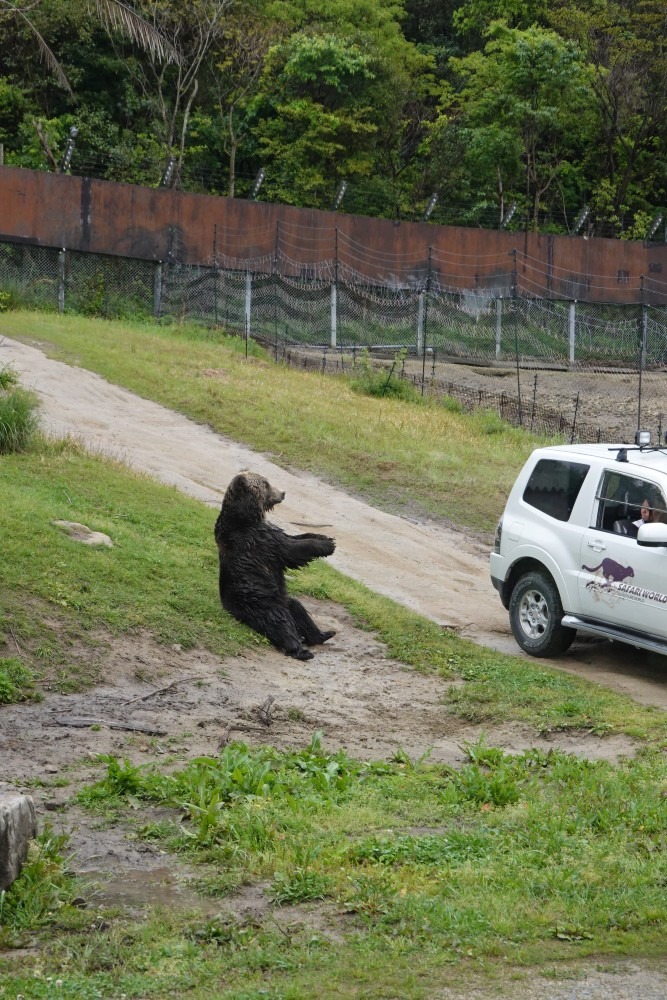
[1,238,665,445]
[0,242,60,310]
[65,251,155,319]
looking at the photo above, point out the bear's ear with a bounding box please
[226,473,248,499]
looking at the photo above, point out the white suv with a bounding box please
[490,437,667,657]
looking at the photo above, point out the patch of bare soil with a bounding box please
[431,361,667,444]
[1,609,660,997]
[2,601,636,789]
[0,601,636,884]
[0,605,641,973]
[434,961,667,1000]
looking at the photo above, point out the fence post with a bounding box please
[420,246,433,395]
[213,224,218,326]
[273,221,279,358]
[153,261,163,319]
[511,247,523,425]
[331,227,338,349]
[495,297,502,358]
[330,283,337,348]
[245,270,252,339]
[58,248,66,313]
[569,300,576,364]
[638,274,646,431]
[416,291,425,355]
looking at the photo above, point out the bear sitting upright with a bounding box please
[214,471,336,660]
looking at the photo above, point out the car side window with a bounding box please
[522,459,590,522]
[595,471,667,535]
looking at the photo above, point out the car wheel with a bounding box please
[509,570,576,657]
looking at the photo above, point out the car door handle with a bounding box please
[587,539,607,552]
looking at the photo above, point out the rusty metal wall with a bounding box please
[1,166,665,304]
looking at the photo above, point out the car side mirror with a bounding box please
[637,523,667,547]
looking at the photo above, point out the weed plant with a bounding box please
[0,657,37,703]
[349,349,422,402]
[79,733,363,845]
[0,365,38,453]
[0,828,80,944]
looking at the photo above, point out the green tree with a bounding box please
[550,0,667,236]
[436,21,595,230]
[0,0,176,92]
[111,0,232,183]
[0,0,176,182]
[245,0,436,215]
[248,32,378,206]
[453,0,548,42]
[210,7,279,197]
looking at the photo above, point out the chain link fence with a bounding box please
[1,238,664,444]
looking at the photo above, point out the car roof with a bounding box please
[536,443,667,477]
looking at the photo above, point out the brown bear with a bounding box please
[214,471,336,660]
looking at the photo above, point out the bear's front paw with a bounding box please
[293,647,315,661]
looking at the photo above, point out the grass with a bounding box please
[2,436,665,742]
[0,309,550,534]
[0,828,81,945]
[0,364,38,453]
[0,657,38,703]
[1,737,665,997]
[1,312,666,994]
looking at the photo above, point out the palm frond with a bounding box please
[5,3,74,94]
[94,0,179,64]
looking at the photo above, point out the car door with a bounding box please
[578,469,667,636]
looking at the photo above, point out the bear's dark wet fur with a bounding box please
[214,471,336,660]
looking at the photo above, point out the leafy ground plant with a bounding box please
[0,657,37,704]
[349,348,422,402]
[0,827,82,946]
[0,364,38,454]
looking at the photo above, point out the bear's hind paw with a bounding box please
[291,647,315,661]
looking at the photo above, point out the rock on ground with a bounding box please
[0,791,37,890]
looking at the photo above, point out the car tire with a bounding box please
[509,570,576,657]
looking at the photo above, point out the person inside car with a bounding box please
[631,498,651,534]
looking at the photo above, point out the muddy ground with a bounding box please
[435,361,666,444]
[2,335,667,999]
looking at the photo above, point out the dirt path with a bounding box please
[3,335,667,711]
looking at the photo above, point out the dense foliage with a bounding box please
[0,0,666,236]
